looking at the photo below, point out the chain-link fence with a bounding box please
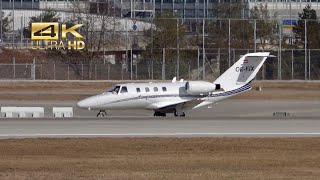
[0,62,127,80]
[1,48,319,80]
[1,7,320,80]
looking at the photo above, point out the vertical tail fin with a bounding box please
[214,52,271,91]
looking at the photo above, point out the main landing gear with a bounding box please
[173,103,186,117]
[174,111,185,117]
[153,112,166,117]
[97,110,107,117]
[153,111,186,117]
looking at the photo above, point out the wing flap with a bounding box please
[146,99,205,111]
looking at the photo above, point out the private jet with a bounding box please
[77,52,274,117]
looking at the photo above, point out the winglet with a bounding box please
[172,77,176,83]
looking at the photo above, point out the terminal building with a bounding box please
[1,0,320,45]
[1,0,319,18]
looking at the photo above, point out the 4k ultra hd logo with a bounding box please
[31,22,85,50]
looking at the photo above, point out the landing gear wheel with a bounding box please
[174,111,185,117]
[153,112,166,117]
[97,110,107,117]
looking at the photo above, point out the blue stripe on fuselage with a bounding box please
[104,82,251,105]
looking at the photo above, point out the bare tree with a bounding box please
[250,3,277,51]
[211,0,244,19]
[56,1,118,79]
[293,4,320,49]
[206,19,254,50]
[1,11,13,34]
[205,2,254,49]
[141,11,189,79]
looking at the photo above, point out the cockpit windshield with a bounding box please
[107,86,121,94]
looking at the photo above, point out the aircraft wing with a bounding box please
[146,99,205,111]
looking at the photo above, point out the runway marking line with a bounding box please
[1,133,320,137]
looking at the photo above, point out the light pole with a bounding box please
[290,0,293,45]
[202,18,205,80]
[0,0,2,44]
[12,0,15,47]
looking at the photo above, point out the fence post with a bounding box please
[151,58,154,80]
[0,0,2,45]
[228,18,231,67]
[188,62,191,80]
[291,49,294,80]
[309,49,311,80]
[305,19,307,80]
[151,18,154,80]
[218,48,221,73]
[12,0,15,49]
[108,63,110,80]
[130,48,133,80]
[162,48,165,80]
[121,63,123,80]
[136,60,138,80]
[40,63,42,79]
[95,64,97,80]
[53,63,56,80]
[254,19,257,53]
[67,64,70,80]
[176,18,180,80]
[202,18,205,80]
[277,49,280,80]
[197,47,200,79]
[233,49,235,64]
[147,62,150,79]
[279,22,282,80]
[20,16,23,49]
[82,64,84,80]
[13,57,15,79]
[31,57,35,80]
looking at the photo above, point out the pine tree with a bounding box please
[293,5,320,49]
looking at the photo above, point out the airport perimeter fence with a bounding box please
[1,16,320,80]
[0,48,320,81]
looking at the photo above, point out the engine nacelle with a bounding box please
[185,81,220,95]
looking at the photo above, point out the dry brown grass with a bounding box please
[0,81,113,92]
[0,138,319,179]
[233,89,320,100]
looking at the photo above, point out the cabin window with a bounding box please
[136,88,141,93]
[120,86,128,93]
[145,87,150,92]
[154,87,158,92]
[162,87,167,92]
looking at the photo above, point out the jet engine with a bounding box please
[185,81,221,95]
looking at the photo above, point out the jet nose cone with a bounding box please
[77,99,90,110]
[77,94,105,110]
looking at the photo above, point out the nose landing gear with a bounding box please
[97,110,107,117]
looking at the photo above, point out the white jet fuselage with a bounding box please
[77,81,251,112]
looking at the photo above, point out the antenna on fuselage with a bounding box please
[172,77,176,83]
